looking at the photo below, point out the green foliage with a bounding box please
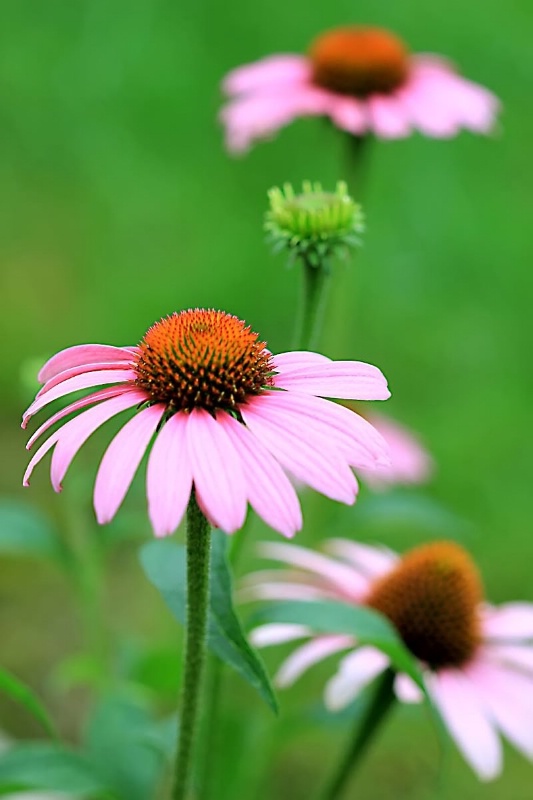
[0,743,108,796]
[0,500,66,563]
[0,668,57,739]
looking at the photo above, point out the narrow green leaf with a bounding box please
[0,500,66,562]
[0,744,109,796]
[0,668,57,738]
[140,536,278,712]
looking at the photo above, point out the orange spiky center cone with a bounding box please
[134,309,274,413]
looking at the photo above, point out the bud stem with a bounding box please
[295,254,333,350]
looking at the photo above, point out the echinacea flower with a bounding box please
[248,539,533,779]
[22,309,391,538]
[221,26,500,154]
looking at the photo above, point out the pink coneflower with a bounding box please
[248,540,533,779]
[22,309,391,538]
[221,26,500,154]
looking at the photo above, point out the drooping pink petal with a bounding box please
[358,412,433,489]
[37,361,134,397]
[38,344,137,384]
[481,603,533,639]
[26,386,129,449]
[483,643,533,674]
[218,412,302,537]
[146,412,193,537]
[399,62,462,138]
[326,95,367,135]
[23,369,137,427]
[367,94,411,138]
[250,623,313,648]
[186,409,247,534]
[238,581,334,603]
[272,351,331,371]
[241,400,358,504]
[428,669,502,780]
[324,539,398,579]
[465,658,533,759]
[394,673,424,703]
[324,647,389,711]
[223,54,311,96]
[48,391,146,491]
[93,404,166,524]
[258,542,368,601]
[276,635,355,688]
[272,360,390,400]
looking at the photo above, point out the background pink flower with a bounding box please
[22,310,391,538]
[247,539,533,780]
[221,26,500,153]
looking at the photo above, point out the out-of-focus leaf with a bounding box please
[140,535,278,712]
[253,600,424,690]
[0,501,66,562]
[0,668,57,739]
[0,743,109,796]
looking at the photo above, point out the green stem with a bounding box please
[294,253,332,351]
[344,134,372,195]
[317,669,396,800]
[171,493,211,800]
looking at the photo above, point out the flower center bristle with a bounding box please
[134,309,274,413]
[309,26,409,97]
[366,542,482,669]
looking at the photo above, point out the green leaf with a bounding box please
[252,600,425,691]
[0,668,57,738]
[140,535,278,713]
[0,743,109,796]
[0,500,66,562]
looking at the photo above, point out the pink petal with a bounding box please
[186,409,247,534]
[218,413,302,537]
[429,669,502,780]
[238,581,333,603]
[223,54,311,96]
[37,360,134,397]
[394,673,424,703]
[241,399,358,504]
[272,351,331,371]
[325,647,389,711]
[326,95,367,135]
[26,386,129,449]
[324,539,398,578]
[483,643,533,674]
[38,344,137,383]
[250,623,313,648]
[23,369,137,427]
[49,391,146,491]
[367,94,411,139]
[272,360,390,400]
[358,412,433,489]
[259,541,368,601]
[399,63,462,138]
[465,658,533,759]
[276,635,354,688]
[146,412,193,537]
[93,404,166,524]
[481,603,533,639]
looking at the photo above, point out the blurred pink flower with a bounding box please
[221,26,500,154]
[357,412,433,490]
[248,539,533,780]
[22,311,391,537]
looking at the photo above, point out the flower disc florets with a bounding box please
[134,309,274,413]
[310,26,410,97]
[265,181,364,265]
[366,542,482,669]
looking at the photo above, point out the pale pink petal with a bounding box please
[238,581,333,603]
[325,539,398,578]
[186,409,246,534]
[394,673,424,703]
[481,603,533,639]
[483,643,533,674]
[218,413,302,537]
[326,95,367,135]
[23,369,137,427]
[38,344,136,383]
[250,623,313,648]
[358,413,433,489]
[37,360,134,397]
[259,542,368,601]
[272,351,331,371]
[465,658,533,759]
[48,391,146,491]
[325,647,389,711]
[26,386,129,449]
[276,635,354,688]
[367,94,411,138]
[429,669,502,780]
[399,63,462,138]
[223,54,311,96]
[241,399,358,504]
[146,413,193,537]
[93,404,166,524]
[272,360,390,400]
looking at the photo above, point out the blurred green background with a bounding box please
[1,0,533,797]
